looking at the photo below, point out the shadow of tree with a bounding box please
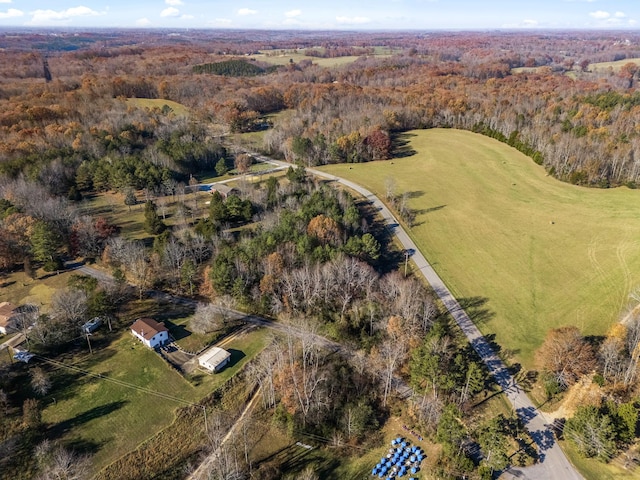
[392,133,417,158]
[164,320,191,341]
[47,400,128,440]
[457,296,495,326]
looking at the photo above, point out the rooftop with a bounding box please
[131,317,168,341]
[199,346,231,368]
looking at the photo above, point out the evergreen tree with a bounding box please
[124,188,137,212]
[143,201,166,235]
[215,158,228,176]
[30,221,62,271]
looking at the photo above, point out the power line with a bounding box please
[36,354,200,408]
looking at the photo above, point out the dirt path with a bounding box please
[187,385,262,480]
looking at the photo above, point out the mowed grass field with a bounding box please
[125,98,190,116]
[249,51,361,67]
[320,129,640,367]
[588,57,640,72]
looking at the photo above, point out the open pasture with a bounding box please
[125,98,190,116]
[247,47,394,68]
[588,57,640,72]
[321,129,640,367]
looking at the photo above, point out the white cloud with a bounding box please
[285,9,301,18]
[165,0,183,5]
[29,6,103,24]
[136,17,151,26]
[0,0,12,3]
[336,15,371,24]
[160,7,179,17]
[238,8,257,15]
[615,11,626,18]
[0,7,22,18]
[283,17,301,25]
[181,14,193,19]
[214,17,232,24]
[589,10,610,19]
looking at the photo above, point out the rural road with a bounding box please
[70,154,582,479]
[256,156,583,480]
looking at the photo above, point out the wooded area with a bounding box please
[1,28,640,480]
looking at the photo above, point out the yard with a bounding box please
[40,327,269,474]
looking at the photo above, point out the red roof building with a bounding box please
[130,317,169,348]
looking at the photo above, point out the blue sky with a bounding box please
[0,0,639,29]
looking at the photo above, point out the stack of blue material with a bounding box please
[371,437,426,479]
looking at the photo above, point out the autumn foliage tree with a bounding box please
[536,326,596,392]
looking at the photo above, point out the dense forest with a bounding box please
[2,30,640,186]
[1,29,640,480]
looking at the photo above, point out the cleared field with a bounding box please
[248,50,374,67]
[320,129,640,367]
[588,57,640,72]
[0,269,76,314]
[125,98,190,116]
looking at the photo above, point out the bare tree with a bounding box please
[385,177,396,202]
[30,367,52,396]
[376,338,408,406]
[623,316,640,386]
[190,303,224,335]
[35,442,91,480]
[50,289,88,327]
[203,411,246,480]
[116,240,152,299]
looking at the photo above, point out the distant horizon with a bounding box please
[0,1,639,31]
[2,26,640,33]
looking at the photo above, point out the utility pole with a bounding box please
[85,331,93,354]
[404,250,409,277]
[202,405,208,435]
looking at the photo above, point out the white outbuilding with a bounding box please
[198,346,231,373]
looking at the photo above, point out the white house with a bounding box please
[0,302,17,335]
[198,346,231,373]
[130,317,169,349]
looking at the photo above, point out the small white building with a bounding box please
[131,317,169,349]
[198,346,231,373]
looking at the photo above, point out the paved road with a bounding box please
[258,157,582,480]
[73,155,581,478]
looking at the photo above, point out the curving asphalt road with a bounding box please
[258,157,583,480]
[72,154,583,479]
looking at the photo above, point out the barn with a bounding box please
[198,346,231,373]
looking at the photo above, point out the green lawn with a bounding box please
[0,268,77,314]
[41,327,269,472]
[563,440,638,480]
[320,129,640,367]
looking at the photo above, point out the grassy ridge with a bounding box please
[125,98,189,116]
[320,129,640,367]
